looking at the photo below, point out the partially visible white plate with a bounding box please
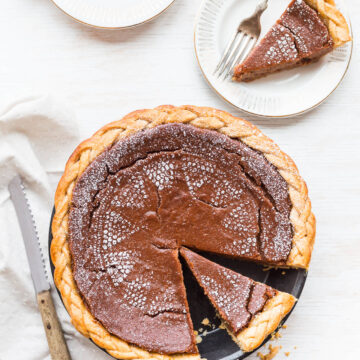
[194,0,353,118]
[51,0,175,29]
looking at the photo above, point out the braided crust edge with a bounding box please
[305,0,351,47]
[234,292,296,352]
[51,105,315,359]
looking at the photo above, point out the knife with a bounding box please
[8,176,71,360]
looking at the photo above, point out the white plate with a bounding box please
[194,0,353,118]
[51,0,175,29]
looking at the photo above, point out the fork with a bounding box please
[214,0,268,79]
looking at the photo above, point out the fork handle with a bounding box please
[37,290,72,360]
[255,0,268,13]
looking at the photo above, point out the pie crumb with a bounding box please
[285,352,290,357]
[281,271,286,275]
[196,335,202,344]
[199,328,203,332]
[257,344,279,360]
[201,318,210,326]
[194,330,198,336]
[203,330,208,336]
[282,325,287,329]
[270,331,281,341]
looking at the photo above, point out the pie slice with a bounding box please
[233,0,351,82]
[180,248,296,353]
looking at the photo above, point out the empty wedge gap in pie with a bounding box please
[51,105,316,359]
[233,0,351,82]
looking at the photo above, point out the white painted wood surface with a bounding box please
[1,0,360,359]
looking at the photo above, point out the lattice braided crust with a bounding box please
[305,0,351,47]
[51,105,315,359]
[235,292,296,352]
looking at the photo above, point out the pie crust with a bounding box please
[51,105,315,359]
[230,292,296,352]
[305,0,351,48]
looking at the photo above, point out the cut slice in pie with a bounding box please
[233,0,351,82]
[180,248,296,352]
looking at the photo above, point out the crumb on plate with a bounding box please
[201,318,210,326]
[257,344,279,360]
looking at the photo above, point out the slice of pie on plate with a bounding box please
[233,0,351,82]
[180,248,296,352]
[51,106,315,359]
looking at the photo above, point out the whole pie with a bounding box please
[51,105,316,359]
[233,0,351,82]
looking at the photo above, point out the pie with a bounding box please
[180,248,296,352]
[233,0,351,82]
[51,105,315,359]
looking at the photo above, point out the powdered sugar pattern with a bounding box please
[104,250,135,286]
[100,211,140,251]
[282,0,332,55]
[264,25,298,65]
[144,158,175,191]
[200,270,251,320]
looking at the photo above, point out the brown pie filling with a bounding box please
[69,124,293,354]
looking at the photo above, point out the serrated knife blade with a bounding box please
[9,176,71,360]
[8,175,50,294]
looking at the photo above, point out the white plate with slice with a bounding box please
[194,0,353,118]
[51,0,175,29]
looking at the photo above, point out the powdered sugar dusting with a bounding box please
[264,25,298,65]
[144,157,175,191]
[104,250,135,286]
[200,270,251,321]
[283,0,331,55]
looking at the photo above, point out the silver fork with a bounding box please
[214,0,268,79]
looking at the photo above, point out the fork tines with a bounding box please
[214,31,256,79]
[213,0,268,80]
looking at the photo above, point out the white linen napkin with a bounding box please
[0,94,111,360]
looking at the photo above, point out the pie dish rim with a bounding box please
[50,105,316,359]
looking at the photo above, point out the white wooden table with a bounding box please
[1,0,360,359]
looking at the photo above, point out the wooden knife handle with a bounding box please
[37,290,71,360]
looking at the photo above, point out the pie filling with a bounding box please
[234,0,334,82]
[69,123,293,354]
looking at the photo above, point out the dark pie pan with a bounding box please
[49,208,307,360]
